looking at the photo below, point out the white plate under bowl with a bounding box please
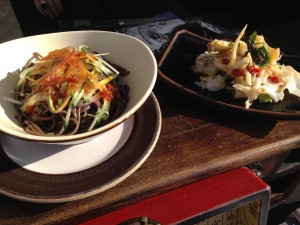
[0,92,161,203]
[0,116,134,174]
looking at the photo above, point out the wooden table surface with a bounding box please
[1,19,300,225]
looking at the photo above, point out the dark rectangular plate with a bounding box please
[158,29,300,119]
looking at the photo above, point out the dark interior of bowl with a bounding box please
[158,30,300,118]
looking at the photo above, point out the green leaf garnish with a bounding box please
[243,31,270,67]
[258,94,273,103]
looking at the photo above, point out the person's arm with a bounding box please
[34,0,63,19]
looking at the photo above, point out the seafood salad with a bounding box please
[192,25,300,108]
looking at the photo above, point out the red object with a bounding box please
[269,75,280,83]
[222,58,229,65]
[247,65,262,76]
[80,167,270,225]
[232,68,244,77]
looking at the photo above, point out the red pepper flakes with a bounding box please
[232,69,244,77]
[269,75,280,83]
[247,66,262,77]
[222,58,229,65]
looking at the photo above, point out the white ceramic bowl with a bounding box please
[0,30,157,144]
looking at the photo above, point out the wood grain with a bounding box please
[0,79,300,225]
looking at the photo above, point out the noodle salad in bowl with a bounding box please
[5,45,129,136]
[0,31,157,144]
[192,25,300,109]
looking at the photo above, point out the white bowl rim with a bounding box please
[0,30,157,143]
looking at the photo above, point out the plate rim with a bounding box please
[0,92,162,203]
[158,29,300,119]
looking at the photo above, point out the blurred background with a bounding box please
[0,0,22,43]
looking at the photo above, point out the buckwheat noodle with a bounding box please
[12,46,130,136]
